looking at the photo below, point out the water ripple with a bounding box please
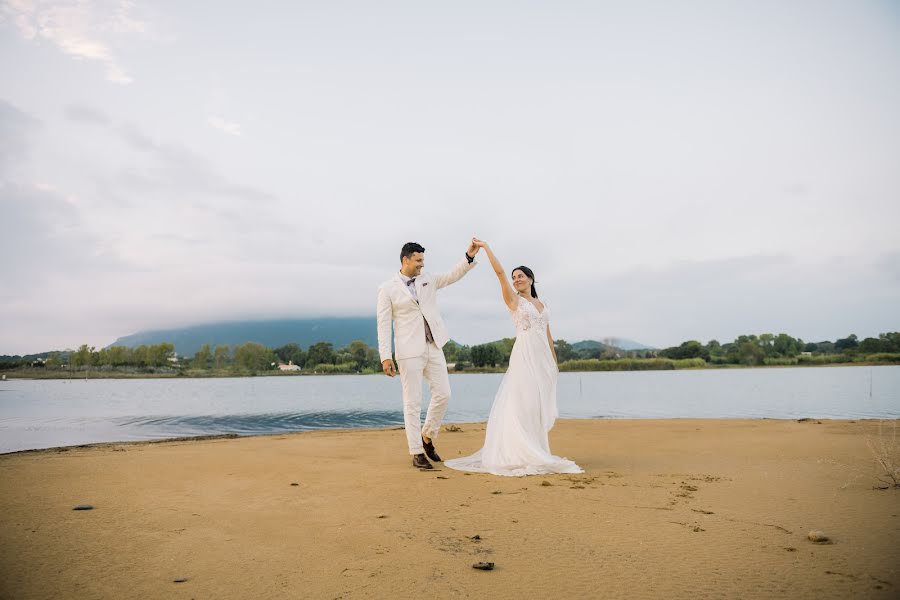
[115,410,407,435]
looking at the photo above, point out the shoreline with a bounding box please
[1,418,897,599]
[2,417,897,458]
[3,361,899,380]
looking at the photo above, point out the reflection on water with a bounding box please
[1,366,898,453]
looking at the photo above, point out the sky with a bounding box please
[1,0,899,355]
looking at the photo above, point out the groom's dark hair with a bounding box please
[400,242,425,262]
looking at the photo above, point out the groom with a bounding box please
[377,240,479,469]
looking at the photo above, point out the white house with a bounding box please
[278,361,302,372]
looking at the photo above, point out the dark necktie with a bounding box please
[406,278,434,343]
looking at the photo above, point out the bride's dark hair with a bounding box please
[512,265,538,298]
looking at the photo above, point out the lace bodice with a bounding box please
[510,296,549,333]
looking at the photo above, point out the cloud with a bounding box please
[876,251,900,284]
[62,104,275,206]
[207,116,242,136]
[63,103,110,125]
[0,98,40,174]
[0,181,129,288]
[2,0,152,84]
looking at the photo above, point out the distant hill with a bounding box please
[572,338,655,352]
[106,317,654,357]
[108,318,377,356]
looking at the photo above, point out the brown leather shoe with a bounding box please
[412,453,433,469]
[422,437,442,462]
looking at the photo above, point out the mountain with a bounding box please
[572,338,655,352]
[108,318,377,356]
[107,317,655,357]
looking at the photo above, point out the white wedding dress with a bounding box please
[444,296,583,477]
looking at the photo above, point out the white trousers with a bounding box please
[397,342,451,455]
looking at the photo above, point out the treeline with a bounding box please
[429,331,900,371]
[654,332,900,367]
[3,331,898,376]
[1,343,178,371]
[0,340,384,375]
[189,341,382,373]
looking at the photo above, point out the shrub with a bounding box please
[560,358,678,372]
[763,357,799,366]
[672,358,708,369]
[310,362,357,374]
[797,354,850,365]
[861,353,900,363]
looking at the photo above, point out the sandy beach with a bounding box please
[1,419,898,599]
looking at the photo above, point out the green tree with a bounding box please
[44,352,62,368]
[347,340,370,371]
[305,342,336,368]
[455,345,472,363]
[577,346,604,360]
[660,341,709,361]
[879,332,900,352]
[442,341,462,363]
[106,346,131,366]
[554,339,578,363]
[213,345,232,369]
[758,333,776,356]
[706,340,723,357]
[365,346,381,370]
[274,343,305,366]
[471,343,502,367]
[193,344,211,369]
[234,342,275,371]
[145,343,174,366]
[132,345,148,366]
[71,344,94,368]
[737,341,765,365]
[835,334,859,352]
[813,341,836,354]
[495,338,516,364]
[773,333,802,357]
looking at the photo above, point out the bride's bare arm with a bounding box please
[473,239,517,311]
[546,324,559,365]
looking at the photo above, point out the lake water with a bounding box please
[1,366,898,453]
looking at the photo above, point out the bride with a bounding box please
[444,239,583,477]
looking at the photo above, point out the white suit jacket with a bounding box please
[377,258,477,362]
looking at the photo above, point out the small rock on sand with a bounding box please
[808,530,831,543]
[540,481,553,487]
[173,578,188,583]
[472,562,494,571]
[72,505,94,511]
[290,483,299,486]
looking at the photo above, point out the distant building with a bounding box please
[278,361,302,372]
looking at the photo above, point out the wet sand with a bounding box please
[1,419,898,599]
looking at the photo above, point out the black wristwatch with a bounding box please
[465,252,475,264]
